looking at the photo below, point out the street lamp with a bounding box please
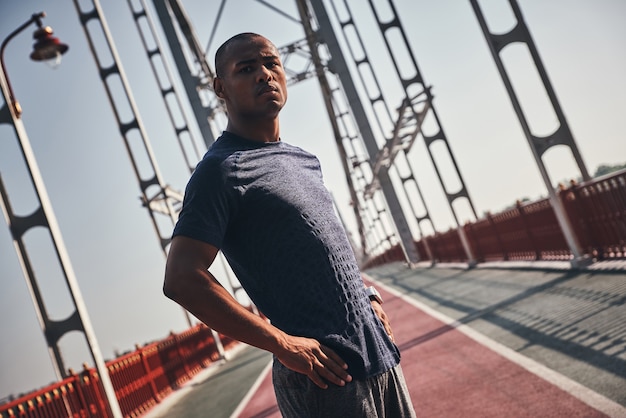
[0,12,123,418]
[0,12,68,118]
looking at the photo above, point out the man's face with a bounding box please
[214,36,287,120]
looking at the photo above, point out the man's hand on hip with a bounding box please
[371,301,395,342]
[276,335,352,389]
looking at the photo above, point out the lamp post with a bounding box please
[0,12,123,418]
[1,12,68,118]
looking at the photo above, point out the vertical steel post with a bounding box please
[152,0,222,148]
[0,15,123,417]
[470,0,591,267]
[71,0,195,328]
[304,0,421,264]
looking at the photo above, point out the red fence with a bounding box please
[0,324,239,418]
[2,171,624,416]
[364,169,626,267]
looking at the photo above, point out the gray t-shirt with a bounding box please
[173,131,400,379]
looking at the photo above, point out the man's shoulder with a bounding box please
[206,133,239,155]
[277,142,319,164]
[198,135,243,167]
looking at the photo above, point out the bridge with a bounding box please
[0,1,624,417]
[147,261,626,417]
[1,260,625,416]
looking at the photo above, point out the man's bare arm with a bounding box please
[163,235,352,388]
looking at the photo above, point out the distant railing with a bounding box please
[364,169,626,268]
[0,324,239,418]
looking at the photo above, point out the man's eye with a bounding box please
[240,66,253,73]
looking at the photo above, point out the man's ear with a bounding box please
[214,77,225,98]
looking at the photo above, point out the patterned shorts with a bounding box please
[272,360,416,417]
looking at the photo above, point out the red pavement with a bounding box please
[235,277,619,418]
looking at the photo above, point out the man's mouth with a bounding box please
[258,85,278,96]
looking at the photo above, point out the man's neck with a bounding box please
[226,119,280,143]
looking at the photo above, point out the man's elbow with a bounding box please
[163,271,184,303]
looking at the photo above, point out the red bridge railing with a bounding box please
[2,172,624,416]
[364,169,626,267]
[0,324,239,418]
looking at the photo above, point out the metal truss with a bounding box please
[318,0,479,263]
[301,0,423,263]
[0,14,123,416]
[71,0,193,326]
[152,0,226,148]
[127,0,206,174]
[0,151,123,418]
[470,0,590,264]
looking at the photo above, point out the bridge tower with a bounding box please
[150,0,479,266]
[470,0,591,266]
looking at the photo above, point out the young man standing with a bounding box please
[163,32,416,417]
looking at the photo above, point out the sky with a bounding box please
[0,0,624,400]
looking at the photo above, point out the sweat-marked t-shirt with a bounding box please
[172,131,400,379]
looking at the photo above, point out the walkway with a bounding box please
[147,261,626,417]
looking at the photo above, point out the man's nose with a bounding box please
[256,66,272,82]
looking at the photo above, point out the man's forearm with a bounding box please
[164,268,287,355]
[165,268,352,388]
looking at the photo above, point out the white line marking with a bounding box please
[230,356,274,418]
[364,273,626,418]
[143,343,249,418]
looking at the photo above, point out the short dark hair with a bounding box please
[214,32,264,78]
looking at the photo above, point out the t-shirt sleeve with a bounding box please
[172,156,236,248]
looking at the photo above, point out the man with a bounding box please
[163,32,415,417]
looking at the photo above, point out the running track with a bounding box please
[233,274,625,417]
